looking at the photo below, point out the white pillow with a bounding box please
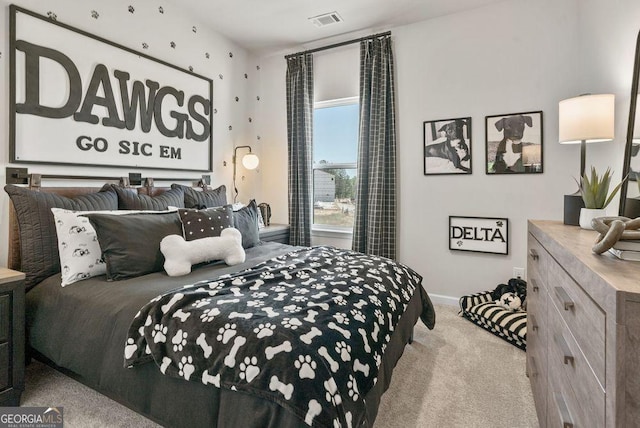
[51,208,177,286]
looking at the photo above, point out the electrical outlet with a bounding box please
[513,267,526,280]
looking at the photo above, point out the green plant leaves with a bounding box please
[580,166,626,209]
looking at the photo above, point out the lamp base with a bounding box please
[564,193,585,226]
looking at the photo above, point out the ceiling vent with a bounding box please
[308,12,343,28]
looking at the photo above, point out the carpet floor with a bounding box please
[21,304,538,427]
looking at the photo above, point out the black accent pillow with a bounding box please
[178,206,234,241]
[4,184,118,290]
[171,184,227,208]
[86,211,182,280]
[113,185,185,210]
[233,200,260,249]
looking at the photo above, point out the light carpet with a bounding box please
[21,304,538,427]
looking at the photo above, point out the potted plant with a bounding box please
[578,166,626,229]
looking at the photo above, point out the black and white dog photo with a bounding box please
[485,111,543,174]
[423,117,472,175]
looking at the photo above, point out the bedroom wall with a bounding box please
[257,0,640,303]
[0,0,261,266]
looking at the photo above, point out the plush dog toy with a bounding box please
[497,292,522,311]
[161,228,245,277]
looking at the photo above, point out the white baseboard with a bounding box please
[428,293,459,307]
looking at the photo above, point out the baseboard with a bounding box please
[428,293,459,307]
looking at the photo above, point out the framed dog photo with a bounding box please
[485,111,543,174]
[423,117,472,175]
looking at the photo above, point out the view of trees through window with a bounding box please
[313,99,359,229]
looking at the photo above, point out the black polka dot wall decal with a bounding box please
[229,52,233,58]
[256,65,261,70]
[205,52,210,59]
[235,96,239,102]
[170,41,176,49]
[128,5,135,13]
[219,74,224,80]
[47,11,57,21]
[158,6,164,13]
[142,42,149,49]
[244,73,248,79]
[228,125,233,131]
[192,26,197,33]
[91,10,99,19]
[248,118,252,123]
[256,96,261,101]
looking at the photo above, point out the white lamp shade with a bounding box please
[242,153,260,170]
[558,94,615,144]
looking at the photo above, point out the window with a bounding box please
[313,97,359,231]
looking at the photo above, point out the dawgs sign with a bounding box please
[449,216,509,255]
[10,6,213,172]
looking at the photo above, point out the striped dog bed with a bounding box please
[459,291,527,350]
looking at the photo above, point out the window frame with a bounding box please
[312,96,359,233]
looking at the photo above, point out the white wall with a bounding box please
[258,0,640,301]
[0,0,261,266]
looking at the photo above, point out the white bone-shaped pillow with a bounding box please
[160,228,245,277]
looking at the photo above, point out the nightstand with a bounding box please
[0,268,25,406]
[259,224,290,244]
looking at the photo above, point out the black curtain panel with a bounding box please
[352,35,397,259]
[286,53,314,246]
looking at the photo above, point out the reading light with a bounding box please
[233,145,259,203]
[558,93,615,225]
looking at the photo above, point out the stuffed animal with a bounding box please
[497,292,522,311]
[491,278,527,308]
[161,228,245,277]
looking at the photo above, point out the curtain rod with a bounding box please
[284,31,391,59]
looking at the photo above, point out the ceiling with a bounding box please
[177,0,506,55]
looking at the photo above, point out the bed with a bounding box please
[6,181,435,428]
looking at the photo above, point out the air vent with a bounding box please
[308,11,343,28]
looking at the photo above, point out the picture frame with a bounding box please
[485,111,543,174]
[423,117,472,175]
[449,216,509,255]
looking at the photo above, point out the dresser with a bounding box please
[0,268,25,406]
[527,220,640,427]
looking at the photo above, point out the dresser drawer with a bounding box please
[548,303,605,427]
[527,289,548,353]
[528,350,547,426]
[547,351,588,428]
[0,294,9,343]
[0,342,9,391]
[527,234,548,291]
[548,258,605,386]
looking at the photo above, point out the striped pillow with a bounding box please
[460,299,527,350]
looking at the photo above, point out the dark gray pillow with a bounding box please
[86,211,182,281]
[4,184,118,290]
[233,200,260,249]
[178,205,234,241]
[113,185,185,210]
[171,184,227,208]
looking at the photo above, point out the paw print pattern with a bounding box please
[281,317,302,330]
[239,356,260,382]
[142,42,149,49]
[205,52,210,59]
[200,307,220,322]
[170,41,176,49]
[333,313,349,325]
[178,356,195,380]
[324,378,342,405]
[91,10,99,19]
[252,291,268,299]
[291,295,307,303]
[247,300,264,308]
[311,284,326,290]
[216,323,237,344]
[189,66,193,72]
[192,26,197,33]
[271,285,286,292]
[332,296,347,306]
[124,338,137,359]
[294,355,317,379]
[374,352,382,368]
[283,304,301,313]
[350,309,365,323]
[128,5,135,13]
[350,285,364,294]
[172,329,188,352]
[47,11,57,21]
[374,309,385,325]
[192,298,211,308]
[152,324,168,343]
[260,271,275,280]
[386,296,397,311]
[293,288,309,294]
[369,295,382,306]
[335,341,351,362]
[158,6,164,13]
[347,375,359,401]
[296,271,310,280]
[253,323,276,338]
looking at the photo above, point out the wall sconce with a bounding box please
[559,93,615,225]
[233,145,259,202]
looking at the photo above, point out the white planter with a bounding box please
[579,208,606,230]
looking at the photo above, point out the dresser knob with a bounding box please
[531,278,539,293]
[554,393,574,428]
[530,314,539,331]
[529,249,539,261]
[555,286,575,311]
[556,334,575,365]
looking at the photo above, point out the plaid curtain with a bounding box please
[352,35,397,259]
[286,53,314,246]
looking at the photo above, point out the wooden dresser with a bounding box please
[527,220,640,427]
